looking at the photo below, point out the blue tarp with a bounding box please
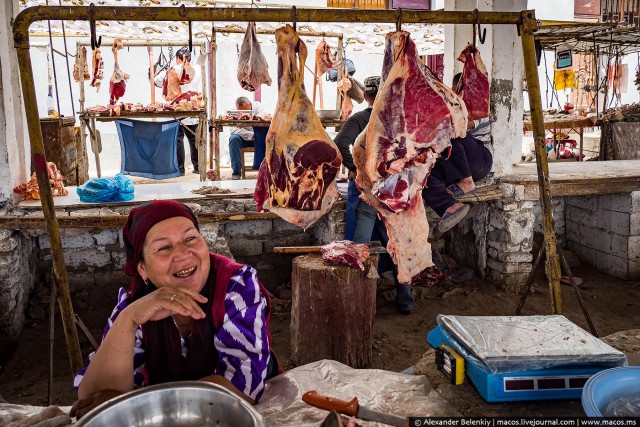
[116,119,181,179]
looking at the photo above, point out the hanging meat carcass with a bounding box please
[337,67,354,120]
[90,48,104,91]
[455,44,490,120]
[254,25,342,230]
[315,41,336,75]
[163,67,182,101]
[109,37,129,105]
[237,22,272,91]
[73,46,91,82]
[353,31,468,284]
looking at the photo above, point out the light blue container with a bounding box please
[582,366,640,416]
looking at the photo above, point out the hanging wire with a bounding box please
[45,0,62,118]
[58,0,75,116]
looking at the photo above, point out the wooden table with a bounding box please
[209,118,345,176]
[79,110,208,181]
[523,115,597,160]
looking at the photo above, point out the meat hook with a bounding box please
[88,4,101,50]
[474,9,486,46]
[291,6,297,32]
[188,21,193,52]
[396,8,402,32]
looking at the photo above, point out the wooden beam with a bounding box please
[0,211,280,230]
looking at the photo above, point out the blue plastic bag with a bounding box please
[76,173,135,203]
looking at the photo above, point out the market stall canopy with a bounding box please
[534,21,640,54]
[21,0,445,55]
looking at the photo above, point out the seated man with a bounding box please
[422,73,493,233]
[229,97,260,180]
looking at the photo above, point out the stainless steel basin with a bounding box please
[75,381,265,427]
[316,109,341,120]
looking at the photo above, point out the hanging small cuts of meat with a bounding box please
[353,31,468,284]
[254,25,342,230]
[109,37,129,105]
[90,48,104,91]
[455,44,490,120]
[238,22,272,91]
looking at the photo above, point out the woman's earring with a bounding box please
[144,279,151,287]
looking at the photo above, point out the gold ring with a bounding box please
[170,294,177,302]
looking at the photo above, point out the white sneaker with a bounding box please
[232,174,242,180]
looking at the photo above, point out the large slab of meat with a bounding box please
[109,38,129,105]
[353,31,468,284]
[254,25,342,230]
[237,22,272,91]
[455,45,490,120]
[163,67,181,101]
[321,240,370,270]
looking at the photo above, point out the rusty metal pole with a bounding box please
[13,37,83,374]
[520,10,563,315]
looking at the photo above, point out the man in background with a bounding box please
[229,96,262,180]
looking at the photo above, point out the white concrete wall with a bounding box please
[29,35,383,176]
[1,0,29,203]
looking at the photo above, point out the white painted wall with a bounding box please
[1,0,29,201]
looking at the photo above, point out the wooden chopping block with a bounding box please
[290,253,379,368]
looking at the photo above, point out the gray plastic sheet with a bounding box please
[438,315,627,373]
[255,359,460,426]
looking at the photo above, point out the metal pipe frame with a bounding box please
[11,6,563,372]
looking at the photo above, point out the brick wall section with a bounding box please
[532,197,566,247]
[565,192,640,279]
[0,230,36,357]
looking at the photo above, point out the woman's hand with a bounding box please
[123,287,208,327]
[71,390,122,420]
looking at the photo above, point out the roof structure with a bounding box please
[21,0,445,55]
[534,22,640,55]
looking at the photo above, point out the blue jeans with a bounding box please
[422,134,493,217]
[229,134,254,175]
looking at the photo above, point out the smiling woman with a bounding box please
[69,200,279,420]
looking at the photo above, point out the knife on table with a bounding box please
[302,390,407,427]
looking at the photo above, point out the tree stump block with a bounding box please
[291,253,378,368]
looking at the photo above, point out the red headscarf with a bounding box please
[123,200,199,295]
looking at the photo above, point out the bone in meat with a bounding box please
[90,47,104,91]
[354,31,467,283]
[455,44,490,120]
[237,22,272,91]
[109,37,129,104]
[253,25,342,230]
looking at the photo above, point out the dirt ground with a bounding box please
[1,262,639,418]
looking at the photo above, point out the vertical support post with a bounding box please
[211,27,219,176]
[148,46,155,122]
[77,42,90,180]
[199,43,208,181]
[336,35,344,111]
[520,10,563,315]
[14,42,83,375]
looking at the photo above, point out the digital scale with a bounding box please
[427,315,627,403]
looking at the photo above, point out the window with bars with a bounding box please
[601,0,640,27]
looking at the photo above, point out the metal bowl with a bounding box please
[75,381,265,427]
[316,109,341,120]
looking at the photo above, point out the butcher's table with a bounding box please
[523,115,597,160]
[79,110,208,181]
[210,118,345,176]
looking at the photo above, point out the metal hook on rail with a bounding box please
[291,5,297,32]
[396,8,403,32]
[89,4,101,50]
[473,9,486,47]
[188,21,193,52]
